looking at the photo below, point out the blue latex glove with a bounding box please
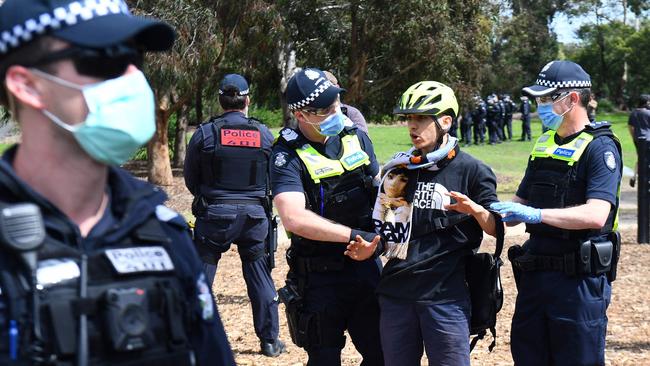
[489,201,542,224]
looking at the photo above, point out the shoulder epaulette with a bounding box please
[585,121,611,130]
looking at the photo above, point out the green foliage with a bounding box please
[597,98,616,113]
[626,21,650,104]
[249,105,284,128]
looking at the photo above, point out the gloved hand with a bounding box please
[489,201,542,224]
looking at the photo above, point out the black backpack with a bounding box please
[466,213,504,352]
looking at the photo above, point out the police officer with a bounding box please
[503,94,516,140]
[491,60,622,366]
[472,95,486,145]
[272,68,383,365]
[496,94,506,142]
[183,74,285,357]
[0,1,235,365]
[485,95,500,145]
[519,95,532,141]
[460,104,473,146]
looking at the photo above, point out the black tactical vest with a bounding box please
[0,217,197,366]
[199,115,269,193]
[525,125,621,240]
[276,128,375,257]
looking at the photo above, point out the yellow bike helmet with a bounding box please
[393,81,459,117]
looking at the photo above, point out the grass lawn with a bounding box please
[363,112,635,195]
[272,112,634,196]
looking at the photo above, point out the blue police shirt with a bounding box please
[271,127,379,196]
[0,146,236,366]
[516,129,622,255]
[184,111,275,200]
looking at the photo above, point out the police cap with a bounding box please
[0,0,175,56]
[523,60,591,97]
[286,68,344,111]
[219,74,249,96]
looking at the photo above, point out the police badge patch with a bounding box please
[274,152,288,167]
[604,151,616,171]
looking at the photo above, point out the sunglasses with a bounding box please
[27,44,144,80]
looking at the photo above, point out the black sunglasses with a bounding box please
[27,44,144,80]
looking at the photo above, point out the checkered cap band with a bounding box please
[0,0,130,54]
[535,78,591,89]
[288,80,334,110]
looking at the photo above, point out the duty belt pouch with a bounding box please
[507,244,525,289]
[578,240,592,274]
[278,282,319,348]
[590,240,613,276]
[608,231,621,282]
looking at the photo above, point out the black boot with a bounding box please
[261,339,286,357]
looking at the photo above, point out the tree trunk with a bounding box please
[173,104,188,168]
[347,3,369,105]
[276,40,297,128]
[148,103,174,186]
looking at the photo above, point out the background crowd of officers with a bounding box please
[453,93,533,145]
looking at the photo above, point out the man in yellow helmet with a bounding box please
[346,81,500,365]
[272,67,383,365]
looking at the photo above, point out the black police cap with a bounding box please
[0,0,175,56]
[523,60,591,97]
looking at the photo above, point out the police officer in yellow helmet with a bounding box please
[0,0,234,364]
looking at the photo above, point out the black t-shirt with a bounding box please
[271,127,379,196]
[376,151,498,302]
[628,108,650,142]
[516,129,621,255]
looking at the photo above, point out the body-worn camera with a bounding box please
[104,287,153,351]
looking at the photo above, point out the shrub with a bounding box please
[597,98,616,113]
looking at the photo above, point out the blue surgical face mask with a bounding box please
[537,103,563,130]
[32,69,156,165]
[303,106,346,136]
[537,94,573,131]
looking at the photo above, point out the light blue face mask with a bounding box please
[315,107,346,136]
[537,103,563,131]
[31,69,156,165]
[537,93,573,131]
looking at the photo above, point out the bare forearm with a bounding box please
[274,192,352,244]
[282,208,352,243]
[473,206,497,237]
[541,200,610,230]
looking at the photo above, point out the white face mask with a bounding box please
[31,69,156,165]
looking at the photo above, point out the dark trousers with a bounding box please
[511,272,610,366]
[379,295,471,366]
[472,120,485,144]
[195,203,279,343]
[504,116,513,140]
[461,123,472,145]
[521,117,531,141]
[487,119,499,144]
[301,265,384,366]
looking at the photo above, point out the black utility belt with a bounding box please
[206,197,264,205]
[510,239,615,277]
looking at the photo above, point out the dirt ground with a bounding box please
[159,171,650,366]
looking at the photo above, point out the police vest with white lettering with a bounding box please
[0,216,197,365]
[199,114,269,194]
[276,127,375,254]
[524,123,621,240]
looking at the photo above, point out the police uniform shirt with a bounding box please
[516,129,622,255]
[0,146,236,366]
[271,127,379,195]
[184,111,275,200]
[628,108,650,142]
[377,151,498,302]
